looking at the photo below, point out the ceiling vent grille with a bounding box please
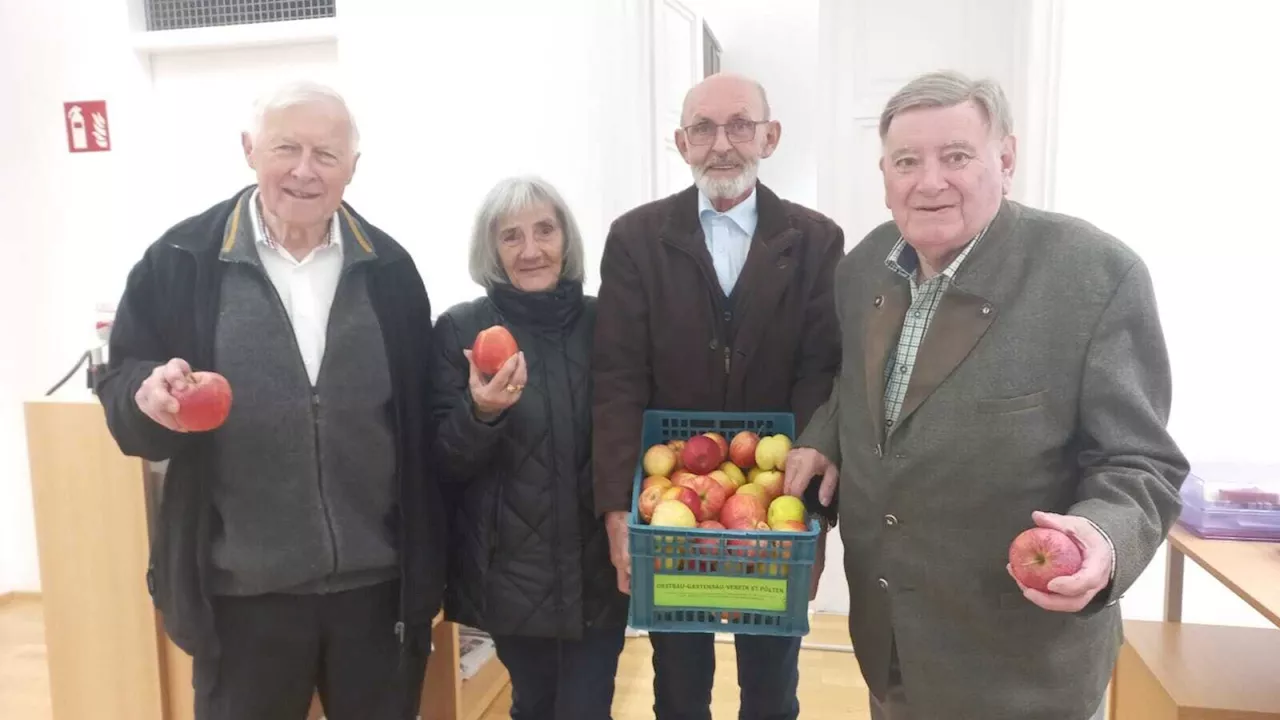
[144,0,336,32]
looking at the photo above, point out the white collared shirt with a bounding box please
[249,188,343,385]
[697,188,758,296]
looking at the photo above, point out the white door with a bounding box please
[816,0,1058,247]
[810,0,1059,614]
[652,0,705,200]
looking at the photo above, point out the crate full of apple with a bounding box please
[626,410,819,637]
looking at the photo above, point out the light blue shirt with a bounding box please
[698,188,758,296]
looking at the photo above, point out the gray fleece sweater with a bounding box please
[207,199,398,596]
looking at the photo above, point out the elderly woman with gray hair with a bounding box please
[431,176,629,718]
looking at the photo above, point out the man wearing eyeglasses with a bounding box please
[591,72,845,720]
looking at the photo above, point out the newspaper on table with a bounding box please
[457,625,497,680]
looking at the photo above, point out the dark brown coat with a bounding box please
[591,183,844,517]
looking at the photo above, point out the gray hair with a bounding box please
[879,70,1012,141]
[468,175,586,289]
[246,79,360,152]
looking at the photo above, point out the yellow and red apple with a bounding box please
[728,430,759,469]
[643,444,677,478]
[767,495,806,529]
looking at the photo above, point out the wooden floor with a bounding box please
[0,597,50,720]
[480,614,869,720]
[0,596,868,719]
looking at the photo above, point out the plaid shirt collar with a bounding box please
[250,187,340,253]
[884,221,992,284]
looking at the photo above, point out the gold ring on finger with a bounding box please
[505,384,518,393]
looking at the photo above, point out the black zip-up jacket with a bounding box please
[432,281,629,638]
[97,186,446,659]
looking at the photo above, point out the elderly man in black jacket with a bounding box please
[97,80,443,720]
[432,175,629,719]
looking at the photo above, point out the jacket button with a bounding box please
[884,514,898,527]
[981,303,993,316]
[709,339,718,350]
[874,295,884,307]
[873,444,883,457]
[877,577,889,590]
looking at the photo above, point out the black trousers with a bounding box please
[490,624,628,720]
[193,580,428,720]
[648,632,801,720]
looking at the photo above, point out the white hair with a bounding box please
[468,175,586,290]
[879,70,1012,141]
[246,79,360,152]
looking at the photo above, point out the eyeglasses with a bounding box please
[681,118,769,146]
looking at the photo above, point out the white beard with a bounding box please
[693,157,759,201]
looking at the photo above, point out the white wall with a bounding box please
[0,0,151,594]
[690,0,820,209]
[1053,0,1280,629]
[0,0,664,593]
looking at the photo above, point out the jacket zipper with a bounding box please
[312,390,339,576]
[242,258,344,577]
[541,348,566,635]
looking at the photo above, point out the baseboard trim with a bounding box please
[0,591,41,606]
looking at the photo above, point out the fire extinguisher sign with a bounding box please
[63,100,111,153]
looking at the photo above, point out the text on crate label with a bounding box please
[653,575,788,612]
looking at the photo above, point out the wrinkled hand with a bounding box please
[605,511,631,595]
[134,358,192,432]
[1007,510,1114,613]
[783,448,839,506]
[464,349,527,420]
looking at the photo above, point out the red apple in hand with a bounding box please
[471,325,519,376]
[1008,527,1083,592]
[676,474,729,522]
[681,435,723,475]
[172,371,233,431]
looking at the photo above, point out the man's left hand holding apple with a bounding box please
[1008,510,1115,613]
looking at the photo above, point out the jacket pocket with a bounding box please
[977,390,1048,414]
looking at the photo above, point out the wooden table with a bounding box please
[1162,523,1280,626]
[1108,523,1280,719]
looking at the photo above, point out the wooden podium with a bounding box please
[24,395,508,720]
